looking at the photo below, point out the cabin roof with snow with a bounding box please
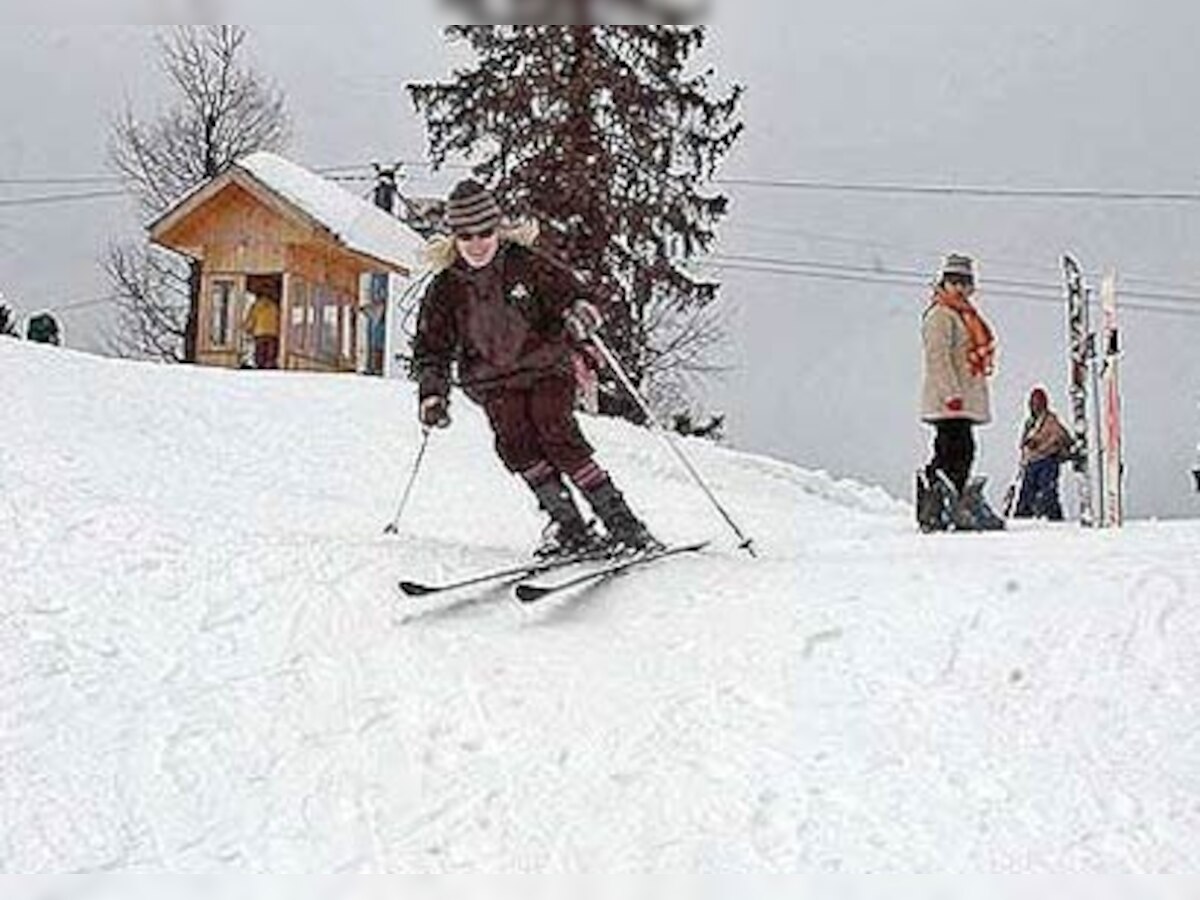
[148,151,425,274]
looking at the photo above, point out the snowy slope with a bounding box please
[2,339,1199,875]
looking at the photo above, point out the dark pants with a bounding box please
[1014,456,1064,520]
[926,418,975,494]
[482,376,594,476]
[254,335,279,369]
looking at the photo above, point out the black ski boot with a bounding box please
[931,470,1005,532]
[916,470,950,532]
[531,477,602,558]
[931,469,973,530]
[584,480,662,553]
[959,476,1006,531]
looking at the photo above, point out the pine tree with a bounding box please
[409,25,742,420]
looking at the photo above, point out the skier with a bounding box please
[1013,386,1071,520]
[916,253,1005,531]
[411,179,660,557]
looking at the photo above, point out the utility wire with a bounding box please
[0,175,122,186]
[45,294,117,313]
[716,176,1200,205]
[11,160,1200,203]
[0,189,127,208]
[723,221,1200,295]
[700,258,1200,319]
[3,294,116,315]
[710,252,1200,307]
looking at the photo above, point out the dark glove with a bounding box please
[419,395,450,428]
[563,299,603,342]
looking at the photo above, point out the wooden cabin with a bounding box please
[148,152,424,373]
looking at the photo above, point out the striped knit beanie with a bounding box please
[444,180,502,235]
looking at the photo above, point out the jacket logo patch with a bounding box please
[507,283,531,305]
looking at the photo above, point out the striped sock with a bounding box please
[568,461,609,493]
[520,460,557,488]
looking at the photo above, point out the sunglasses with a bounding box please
[943,275,974,288]
[454,229,496,241]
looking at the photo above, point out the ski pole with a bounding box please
[384,426,432,535]
[1002,464,1024,519]
[589,334,756,558]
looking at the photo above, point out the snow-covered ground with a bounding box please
[2,339,1200,876]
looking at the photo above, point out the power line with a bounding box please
[723,221,1200,295]
[710,251,1200,307]
[45,294,116,313]
[700,257,1200,319]
[0,160,462,205]
[0,175,122,186]
[716,176,1200,205]
[0,189,127,208]
[312,159,1200,202]
[2,294,115,315]
[10,160,1200,204]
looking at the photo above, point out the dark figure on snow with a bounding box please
[1013,386,1071,520]
[26,312,61,346]
[916,253,1005,532]
[412,180,659,557]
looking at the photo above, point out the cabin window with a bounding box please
[289,279,311,350]
[288,276,355,366]
[209,279,237,348]
[341,304,354,361]
[318,290,340,357]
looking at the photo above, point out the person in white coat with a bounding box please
[917,253,1003,531]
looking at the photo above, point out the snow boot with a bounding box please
[931,469,976,531]
[584,480,662,553]
[916,469,950,532]
[533,518,603,558]
[959,476,1006,531]
[530,477,602,558]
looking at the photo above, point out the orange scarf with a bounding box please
[934,288,996,377]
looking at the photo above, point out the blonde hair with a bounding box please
[423,219,541,273]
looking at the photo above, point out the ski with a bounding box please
[1062,254,1095,526]
[1099,271,1123,527]
[398,547,616,597]
[513,541,710,603]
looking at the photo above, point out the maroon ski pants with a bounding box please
[481,375,594,476]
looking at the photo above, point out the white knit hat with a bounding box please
[939,253,976,282]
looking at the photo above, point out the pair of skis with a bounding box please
[399,541,709,605]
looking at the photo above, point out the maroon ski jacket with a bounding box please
[414,241,586,403]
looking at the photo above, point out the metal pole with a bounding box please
[590,334,756,557]
[383,426,432,535]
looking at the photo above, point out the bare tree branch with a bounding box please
[103,241,191,362]
[107,26,289,362]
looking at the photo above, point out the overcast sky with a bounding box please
[3,1,1200,518]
